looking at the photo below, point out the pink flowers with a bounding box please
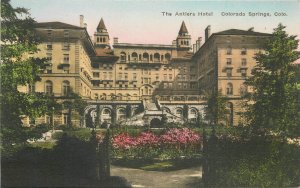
[112,128,201,150]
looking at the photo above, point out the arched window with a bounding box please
[117,93,122,100]
[154,53,160,62]
[118,108,126,120]
[176,108,183,117]
[94,93,99,100]
[62,80,70,96]
[226,83,233,95]
[120,52,126,62]
[132,52,138,61]
[45,80,53,94]
[240,84,248,96]
[165,53,171,61]
[102,108,112,123]
[103,108,111,115]
[143,53,149,62]
[101,93,107,100]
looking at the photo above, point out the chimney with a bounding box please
[113,37,118,44]
[193,44,196,54]
[198,37,202,47]
[84,23,87,28]
[80,15,84,27]
[205,25,211,41]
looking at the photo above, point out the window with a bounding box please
[169,74,173,80]
[226,83,233,95]
[63,42,70,50]
[163,74,167,81]
[133,73,137,80]
[63,113,69,125]
[118,73,122,80]
[240,84,248,96]
[164,82,168,89]
[63,54,69,63]
[28,83,35,93]
[182,74,186,80]
[120,52,126,62]
[241,58,247,66]
[46,44,52,50]
[46,53,52,61]
[103,72,107,79]
[226,47,232,55]
[132,52,138,61]
[178,83,182,89]
[241,69,247,77]
[226,58,232,65]
[45,81,53,94]
[124,73,128,80]
[93,72,100,78]
[62,81,70,96]
[183,83,188,89]
[226,69,232,77]
[156,74,159,81]
[190,82,197,89]
[241,47,247,55]
[190,74,196,80]
[64,30,69,38]
[108,72,113,79]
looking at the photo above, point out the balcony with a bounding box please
[57,62,70,69]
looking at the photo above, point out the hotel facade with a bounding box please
[19,16,271,127]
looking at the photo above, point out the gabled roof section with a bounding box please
[97,18,107,30]
[178,21,188,34]
[215,29,272,36]
[34,22,82,29]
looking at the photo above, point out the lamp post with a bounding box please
[52,107,55,132]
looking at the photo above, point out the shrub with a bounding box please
[112,128,202,160]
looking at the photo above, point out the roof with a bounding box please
[34,22,82,29]
[214,29,272,36]
[97,18,107,30]
[178,21,188,34]
[95,47,115,57]
[113,43,176,49]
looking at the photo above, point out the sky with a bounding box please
[11,0,300,47]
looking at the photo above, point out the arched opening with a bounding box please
[143,52,149,62]
[165,53,171,61]
[226,83,233,95]
[120,52,126,62]
[132,52,138,62]
[154,53,160,62]
[117,108,126,121]
[45,80,53,94]
[175,108,183,118]
[62,80,70,96]
[102,108,112,123]
[150,118,161,128]
[189,108,198,123]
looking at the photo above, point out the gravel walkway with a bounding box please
[111,165,202,188]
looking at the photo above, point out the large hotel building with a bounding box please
[19,16,271,127]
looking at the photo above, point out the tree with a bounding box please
[61,90,88,128]
[246,24,300,138]
[205,90,228,126]
[0,0,57,144]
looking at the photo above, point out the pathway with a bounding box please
[111,165,202,188]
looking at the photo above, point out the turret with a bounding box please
[176,21,191,51]
[94,18,110,47]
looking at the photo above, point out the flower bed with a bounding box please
[112,128,202,160]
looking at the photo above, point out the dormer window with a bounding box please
[241,47,247,55]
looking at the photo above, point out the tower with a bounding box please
[94,18,110,48]
[176,21,191,51]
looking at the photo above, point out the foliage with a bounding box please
[205,136,300,187]
[245,23,300,138]
[0,0,59,150]
[205,90,229,125]
[112,128,202,160]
